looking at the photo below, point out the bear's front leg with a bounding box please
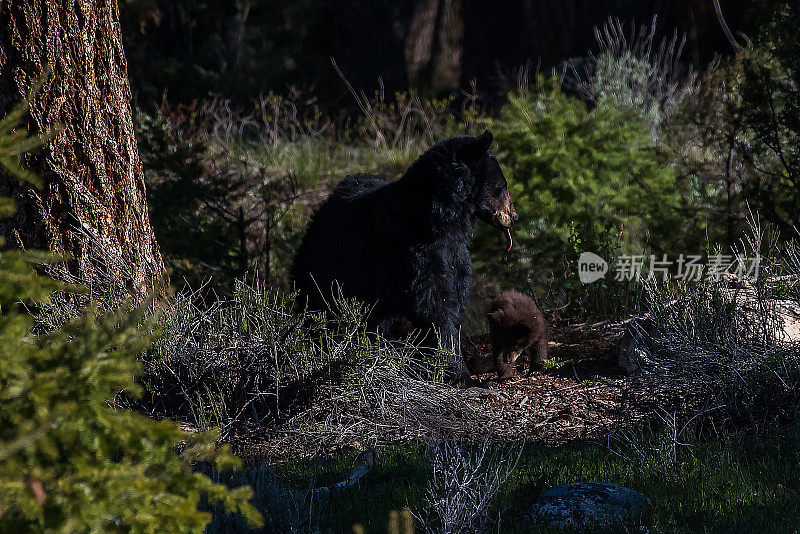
[493,344,516,380]
[529,338,548,373]
[409,244,470,382]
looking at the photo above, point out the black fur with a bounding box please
[291,131,514,378]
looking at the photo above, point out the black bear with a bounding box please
[487,290,548,380]
[291,130,517,379]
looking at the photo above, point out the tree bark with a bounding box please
[0,0,166,298]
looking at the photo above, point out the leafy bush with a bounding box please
[661,52,749,249]
[662,4,800,245]
[0,102,261,532]
[476,80,679,312]
[582,17,696,137]
[738,1,800,232]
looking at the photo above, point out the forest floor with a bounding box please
[184,308,800,532]
[226,323,670,463]
[461,333,648,444]
[207,325,800,533]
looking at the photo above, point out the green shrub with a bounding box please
[662,2,800,247]
[475,80,679,311]
[137,103,250,291]
[739,1,800,233]
[0,102,261,532]
[583,17,696,138]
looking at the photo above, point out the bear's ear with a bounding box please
[476,129,493,149]
[458,130,493,162]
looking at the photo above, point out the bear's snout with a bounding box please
[495,202,516,228]
[503,349,523,364]
[496,194,517,228]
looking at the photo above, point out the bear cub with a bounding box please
[487,290,548,380]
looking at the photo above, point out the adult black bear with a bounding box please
[291,131,517,379]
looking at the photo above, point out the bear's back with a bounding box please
[330,173,390,203]
[291,173,408,314]
[488,290,546,339]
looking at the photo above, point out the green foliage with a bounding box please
[136,104,249,290]
[591,50,664,133]
[663,3,800,244]
[738,1,800,231]
[476,80,678,309]
[0,108,43,191]
[0,78,56,193]
[663,54,747,248]
[0,302,257,532]
[0,106,262,532]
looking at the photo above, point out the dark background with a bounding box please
[121,0,752,108]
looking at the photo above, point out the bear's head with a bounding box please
[459,130,518,251]
[488,310,535,363]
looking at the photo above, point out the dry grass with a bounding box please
[413,439,521,534]
[140,280,495,457]
[629,217,800,425]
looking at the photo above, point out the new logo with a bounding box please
[578,252,608,284]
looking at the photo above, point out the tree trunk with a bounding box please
[405,0,463,95]
[0,0,165,299]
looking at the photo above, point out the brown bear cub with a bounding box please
[487,290,548,380]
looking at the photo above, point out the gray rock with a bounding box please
[530,481,650,532]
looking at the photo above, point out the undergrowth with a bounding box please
[201,424,800,533]
[138,280,493,453]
